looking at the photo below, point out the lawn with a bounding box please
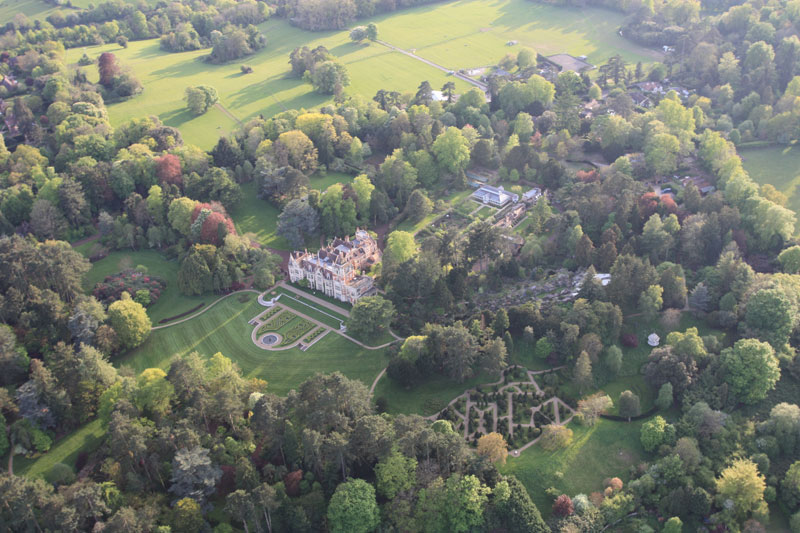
[740,144,800,234]
[0,0,59,23]
[373,370,495,416]
[397,211,440,234]
[230,182,290,250]
[309,171,354,191]
[619,311,727,377]
[370,0,661,68]
[118,293,388,395]
[500,417,646,517]
[85,249,207,324]
[14,419,105,479]
[64,17,472,148]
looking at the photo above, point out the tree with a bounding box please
[185,85,219,115]
[98,52,120,88]
[30,199,66,240]
[375,451,416,500]
[618,390,640,421]
[225,490,255,533]
[779,246,800,273]
[442,81,456,103]
[477,432,508,464]
[720,339,780,405]
[577,393,612,425]
[535,337,553,360]
[349,26,367,42]
[432,127,471,175]
[552,494,574,517]
[107,292,151,349]
[0,323,29,385]
[656,382,674,410]
[366,23,378,40]
[638,284,664,321]
[346,295,395,341]
[168,197,197,236]
[745,288,794,351]
[492,476,549,533]
[277,199,318,248]
[664,517,683,533]
[327,479,380,533]
[574,351,593,393]
[405,189,433,222]
[640,415,673,452]
[168,446,222,506]
[605,346,623,377]
[716,459,768,523]
[517,48,537,69]
[539,424,573,450]
[311,61,350,94]
[493,309,510,337]
[384,231,416,268]
[645,133,680,176]
[783,461,800,510]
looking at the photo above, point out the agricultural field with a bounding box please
[740,144,800,234]
[118,293,388,395]
[64,18,472,148]
[370,0,661,68]
[85,250,207,325]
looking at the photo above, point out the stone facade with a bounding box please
[287,229,381,304]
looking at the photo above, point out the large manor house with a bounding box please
[288,229,381,304]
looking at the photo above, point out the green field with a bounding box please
[500,418,646,517]
[310,171,354,191]
[61,0,660,148]
[64,18,472,148]
[118,293,388,395]
[0,0,59,23]
[741,144,800,234]
[85,250,207,324]
[371,0,660,68]
[230,182,290,249]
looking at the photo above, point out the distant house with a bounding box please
[522,188,541,203]
[629,92,652,108]
[634,81,664,94]
[472,185,519,207]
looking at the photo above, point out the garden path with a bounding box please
[422,365,576,456]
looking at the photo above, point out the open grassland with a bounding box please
[64,17,472,148]
[0,0,59,23]
[500,418,646,517]
[371,0,660,68]
[741,144,800,234]
[118,294,388,395]
[85,250,207,324]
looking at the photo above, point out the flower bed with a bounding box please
[302,327,325,343]
[259,306,281,322]
[256,310,294,335]
[93,270,167,307]
[280,318,315,346]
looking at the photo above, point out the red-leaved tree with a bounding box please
[552,494,574,517]
[156,154,183,187]
[98,52,119,88]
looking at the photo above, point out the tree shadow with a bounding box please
[161,107,195,128]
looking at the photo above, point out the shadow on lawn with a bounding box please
[161,107,198,129]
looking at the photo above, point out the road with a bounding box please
[374,40,489,94]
